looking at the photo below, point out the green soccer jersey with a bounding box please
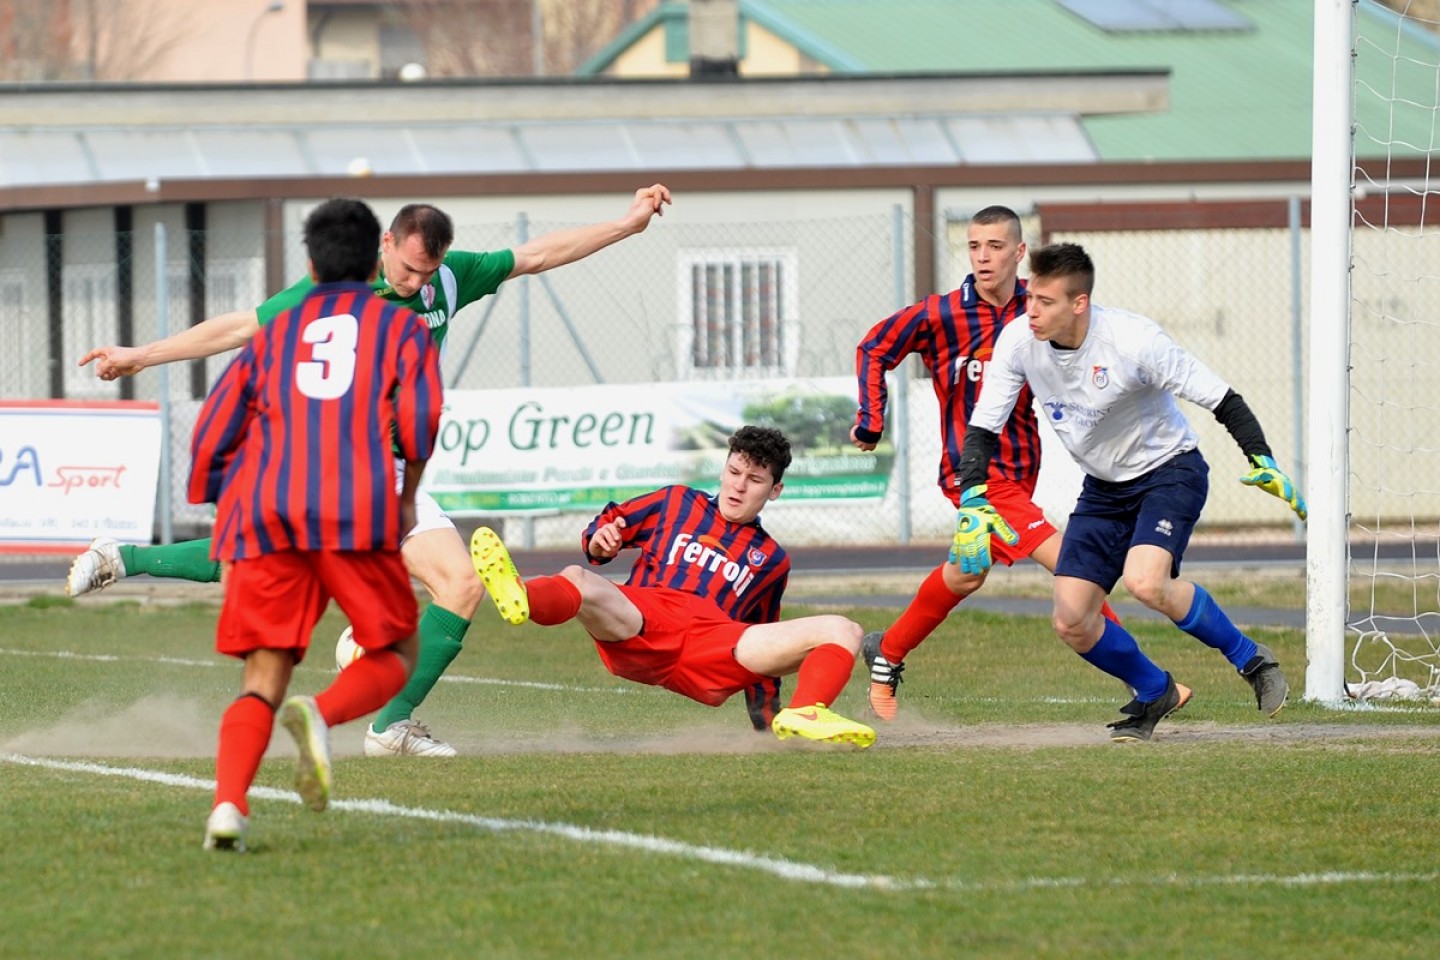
[254,248,516,350]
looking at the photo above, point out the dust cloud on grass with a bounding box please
[7,686,1437,762]
[3,696,220,758]
[0,695,373,760]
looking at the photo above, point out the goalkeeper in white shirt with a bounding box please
[951,242,1307,742]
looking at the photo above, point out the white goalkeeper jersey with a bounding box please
[971,304,1231,483]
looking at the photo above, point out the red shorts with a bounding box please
[591,586,768,707]
[216,549,418,662]
[941,475,1057,566]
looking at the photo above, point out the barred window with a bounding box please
[678,249,798,379]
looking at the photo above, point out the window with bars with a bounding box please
[678,249,798,379]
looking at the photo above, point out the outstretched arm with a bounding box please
[79,308,262,381]
[507,184,671,278]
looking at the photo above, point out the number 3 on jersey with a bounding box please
[295,313,358,399]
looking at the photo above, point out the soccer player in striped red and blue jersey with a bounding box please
[469,426,876,748]
[188,198,443,852]
[850,205,1119,721]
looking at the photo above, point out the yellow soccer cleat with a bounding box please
[772,704,876,749]
[470,526,530,625]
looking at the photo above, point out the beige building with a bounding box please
[6,0,645,84]
[132,0,413,83]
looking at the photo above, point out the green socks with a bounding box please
[370,604,470,733]
[118,539,222,583]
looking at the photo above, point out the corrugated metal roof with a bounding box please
[0,114,1098,188]
[0,71,1163,188]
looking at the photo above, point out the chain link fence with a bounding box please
[0,205,1321,549]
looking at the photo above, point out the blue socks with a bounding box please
[1173,584,1256,670]
[1080,619,1170,702]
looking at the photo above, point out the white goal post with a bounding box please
[1310,0,1440,704]
[1306,0,1352,702]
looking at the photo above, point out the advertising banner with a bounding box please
[0,401,163,552]
[424,378,888,515]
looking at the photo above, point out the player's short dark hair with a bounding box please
[971,204,1022,241]
[728,425,792,483]
[389,203,454,259]
[1028,242,1095,296]
[304,198,382,283]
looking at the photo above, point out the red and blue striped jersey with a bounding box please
[189,281,443,560]
[582,485,789,625]
[854,276,1041,494]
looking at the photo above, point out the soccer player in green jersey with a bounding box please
[74,184,672,757]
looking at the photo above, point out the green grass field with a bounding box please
[3,591,1438,959]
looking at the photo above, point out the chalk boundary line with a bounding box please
[4,753,1437,894]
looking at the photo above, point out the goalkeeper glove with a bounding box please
[1239,454,1307,521]
[948,484,1021,575]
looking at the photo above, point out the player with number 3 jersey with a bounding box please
[191,267,443,558]
[190,198,443,853]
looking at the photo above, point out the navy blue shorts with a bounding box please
[1055,448,1209,592]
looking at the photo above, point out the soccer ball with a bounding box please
[334,625,365,671]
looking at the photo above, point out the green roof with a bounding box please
[579,0,1440,163]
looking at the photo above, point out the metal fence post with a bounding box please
[517,211,535,548]
[892,203,911,544]
[154,222,173,545]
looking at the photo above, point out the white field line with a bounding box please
[4,753,1439,893]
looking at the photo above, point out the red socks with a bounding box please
[789,642,856,709]
[315,648,409,727]
[879,565,1123,664]
[880,565,964,663]
[213,647,413,816]
[213,694,275,816]
[527,575,583,626]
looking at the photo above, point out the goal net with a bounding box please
[1311,0,1440,703]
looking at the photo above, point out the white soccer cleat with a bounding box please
[279,696,333,812]
[66,536,126,597]
[202,801,248,853]
[363,718,458,758]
